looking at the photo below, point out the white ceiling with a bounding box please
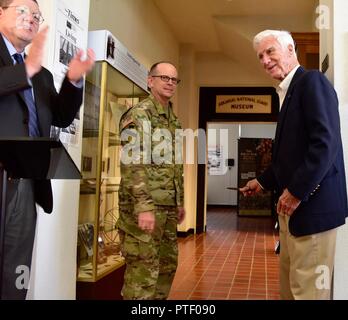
[153,0,319,63]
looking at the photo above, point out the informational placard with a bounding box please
[50,0,88,146]
[238,138,273,216]
[208,145,224,175]
[88,30,148,92]
[216,95,272,114]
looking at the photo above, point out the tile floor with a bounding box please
[168,207,280,300]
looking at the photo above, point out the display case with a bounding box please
[77,31,148,282]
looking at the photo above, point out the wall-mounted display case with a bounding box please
[77,31,148,283]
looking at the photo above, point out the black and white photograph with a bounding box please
[59,35,78,66]
[208,146,224,175]
[107,35,115,59]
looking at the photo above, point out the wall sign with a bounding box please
[216,95,272,114]
[88,30,148,92]
[238,138,273,216]
[321,54,329,74]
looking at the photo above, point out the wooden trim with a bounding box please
[292,32,319,45]
[292,32,319,69]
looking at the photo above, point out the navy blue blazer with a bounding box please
[258,66,348,236]
[0,34,83,213]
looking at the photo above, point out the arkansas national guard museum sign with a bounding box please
[216,95,272,114]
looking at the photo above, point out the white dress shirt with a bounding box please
[277,65,300,109]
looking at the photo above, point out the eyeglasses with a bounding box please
[151,75,181,85]
[2,5,44,25]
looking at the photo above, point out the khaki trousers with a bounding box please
[278,215,337,300]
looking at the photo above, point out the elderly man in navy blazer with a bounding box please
[0,0,95,299]
[240,29,348,300]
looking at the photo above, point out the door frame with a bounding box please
[196,86,279,233]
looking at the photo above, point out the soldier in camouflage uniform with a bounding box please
[118,62,185,300]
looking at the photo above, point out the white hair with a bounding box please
[253,30,296,52]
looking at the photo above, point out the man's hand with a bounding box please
[239,179,262,196]
[67,48,95,82]
[177,207,185,224]
[138,211,155,233]
[25,26,49,78]
[277,188,301,216]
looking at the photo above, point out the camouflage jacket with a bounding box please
[118,94,184,218]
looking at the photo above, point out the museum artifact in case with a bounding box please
[77,30,148,282]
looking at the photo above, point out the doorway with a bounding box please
[207,122,276,209]
[196,87,279,233]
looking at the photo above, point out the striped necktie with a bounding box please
[13,53,40,137]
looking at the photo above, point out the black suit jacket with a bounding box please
[258,66,348,236]
[0,34,83,213]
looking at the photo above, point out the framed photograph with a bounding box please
[82,156,92,172]
[207,145,224,175]
[78,223,94,256]
[59,35,78,67]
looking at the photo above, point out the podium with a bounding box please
[0,137,81,297]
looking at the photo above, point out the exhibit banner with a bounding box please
[49,0,89,146]
[238,138,273,216]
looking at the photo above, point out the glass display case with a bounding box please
[77,61,148,282]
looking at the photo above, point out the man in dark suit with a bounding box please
[0,0,95,299]
[240,30,348,299]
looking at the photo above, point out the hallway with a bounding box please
[168,207,280,300]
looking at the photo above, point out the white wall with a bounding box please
[240,123,276,139]
[321,0,348,300]
[28,0,89,300]
[177,44,197,232]
[320,0,334,82]
[196,52,275,87]
[89,0,179,74]
[207,123,239,206]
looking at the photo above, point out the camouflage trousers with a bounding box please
[120,206,178,300]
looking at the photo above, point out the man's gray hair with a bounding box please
[253,30,296,52]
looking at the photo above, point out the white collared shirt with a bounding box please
[276,65,300,109]
[1,34,25,63]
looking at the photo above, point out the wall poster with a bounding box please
[208,145,224,175]
[50,0,88,146]
[238,138,273,216]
